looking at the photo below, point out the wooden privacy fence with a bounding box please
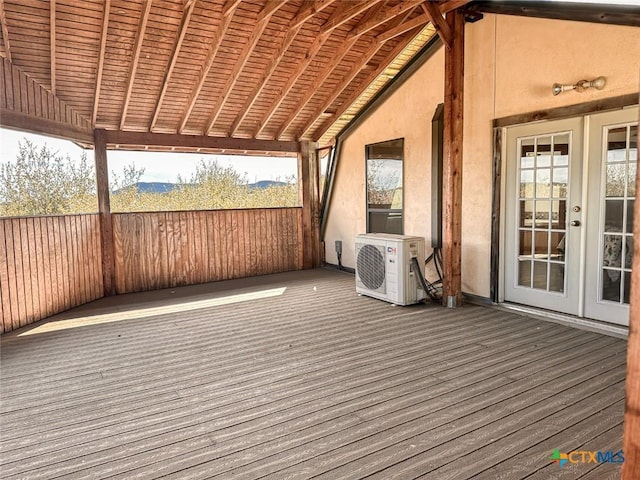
[0,208,304,333]
[112,207,304,294]
[0,214,103,333]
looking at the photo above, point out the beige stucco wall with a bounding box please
[324,47,445,269]
[324,14,640,298]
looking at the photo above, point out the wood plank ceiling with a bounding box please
[0,0,465,147]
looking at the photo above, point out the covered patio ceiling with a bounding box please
[0,0,472,149]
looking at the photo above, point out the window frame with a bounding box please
[365,138,404,235]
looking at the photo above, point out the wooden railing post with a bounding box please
[622,107,640,480]
[94,129,116,296]
[298,141,320,269]
[442,9,464,307]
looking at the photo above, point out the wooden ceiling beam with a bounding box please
[289,0,338,29]
[203,1,286,134]
[289,6,419,140]
[275,36,360,139]
[102,130,300,153]
[223,0,242,17]
[178,3,237,134]
[469,1,640,27]
[313,26,428,141]
[252,33,330,138]
[229,0,339,137]
[229,25,302,137]
[257,0,285,23]
[296,38,396,140]
[0,0,11,62]
[422,1,452,49]
[439,0,472,14]
[347,0,423,40]
[321,0,384,35]
[271,1,393,138]
[119,0,153,130]
[376,12,429,43]
[50,0,56,94]
[92,0,110,127]
[150,0,196,132]
[255,0,383,138]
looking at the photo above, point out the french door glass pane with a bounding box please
[601,123,636,304]
[517,133,569,293]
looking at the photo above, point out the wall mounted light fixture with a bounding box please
[552,77,607,95]
[552,76,606,96]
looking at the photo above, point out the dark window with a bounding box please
[366,138,403,234]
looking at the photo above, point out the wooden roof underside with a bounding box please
[0,0,466,148]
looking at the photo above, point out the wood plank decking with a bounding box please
[0,268,627,479]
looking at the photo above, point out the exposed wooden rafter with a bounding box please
[346,0,423,40]
[223,0,242,17]
[439,0,472,14]
[290,0,336,29]
[276,36,362,139]
[150,0,196,132]
[0,0,11,61]
[228,0,339,137]
[312,27,429,141]
[228,26,302,137]
[203,1,286,134]
[254,0,383,138]
[2,0,459,144]
[178,2,238,134]
[376,12,429,43]
[92,0,111,127]
[120,0,153,130]
[50,0,56,94]
[257,0,284,22]
[422,1,452,49]
[290,5,422,140]
[469,0,640,27]
[320,0,382,34]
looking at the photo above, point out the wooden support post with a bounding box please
[94,129,115,296]
[442,9,464,308]
[622,112,640,480]
[298,141,320,269]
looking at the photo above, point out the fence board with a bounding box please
[0,221,10,333]
[112,208,304,294]
[0,214,103,334]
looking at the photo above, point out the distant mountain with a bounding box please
[247,180,288,189]
[115,180,289,195]
[114,182,179,194]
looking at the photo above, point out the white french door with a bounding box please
[504,107,638,326]
[504,117,583,315]
[584,108,638,325]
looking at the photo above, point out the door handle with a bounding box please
[571,220,581,227]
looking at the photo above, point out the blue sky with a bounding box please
[0,128,299,184]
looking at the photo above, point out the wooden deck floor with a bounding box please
[0,268,627,480]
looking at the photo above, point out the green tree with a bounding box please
[0,139,97,216]
[1,139,299,216]
[109,163,147,212]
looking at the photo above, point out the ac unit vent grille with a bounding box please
[357,244,386,290]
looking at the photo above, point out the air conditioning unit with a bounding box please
[355,233,426,306]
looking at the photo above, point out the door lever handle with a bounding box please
[571,220,581,227]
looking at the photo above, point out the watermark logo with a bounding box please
[549,449,624,468]
[549,449,568,467]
